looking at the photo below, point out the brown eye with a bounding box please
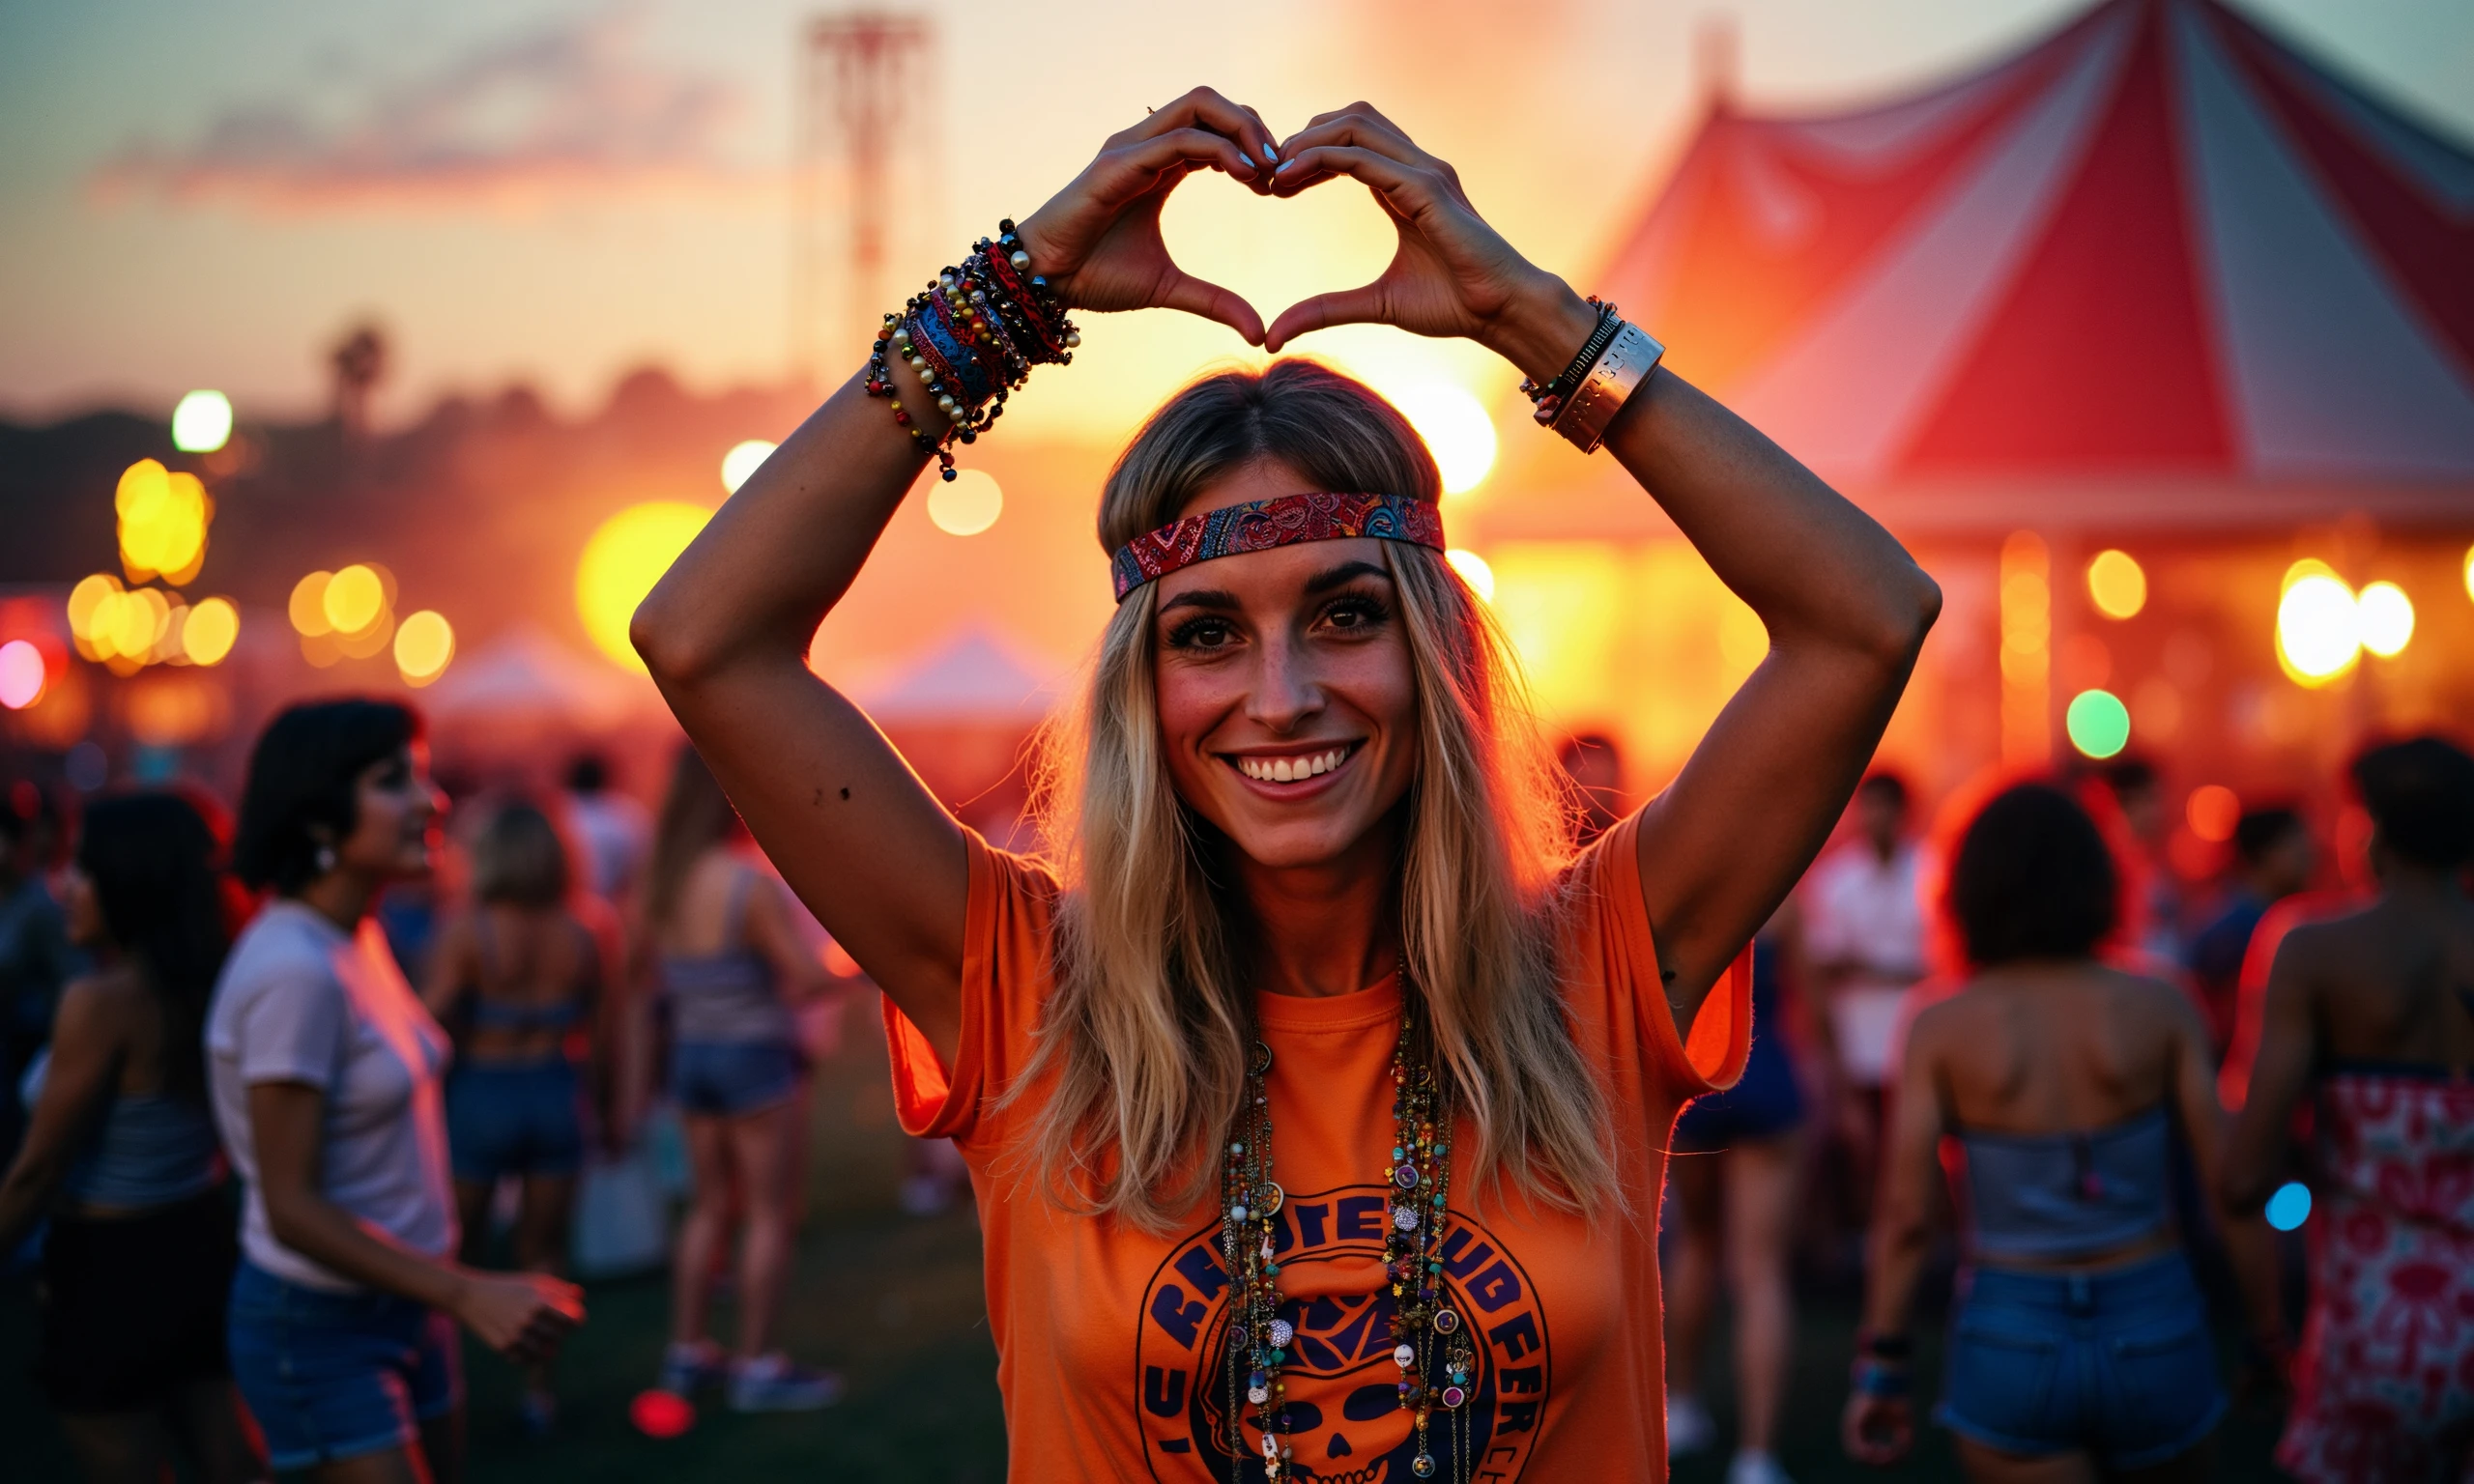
[1167,616,1235,650]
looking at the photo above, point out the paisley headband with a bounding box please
[1109,491,1444,603]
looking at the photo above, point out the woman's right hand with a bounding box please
[451,1270,584,1362]
[1841,1390,1913,1467]
[1013,87,1278,345]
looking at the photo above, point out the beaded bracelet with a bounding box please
[865,220,1081,481]
[1518,298,1622,427]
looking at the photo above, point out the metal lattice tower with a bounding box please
[794,14,936,390]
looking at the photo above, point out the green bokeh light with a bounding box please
[2066,688,2131,758]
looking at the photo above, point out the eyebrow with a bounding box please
[1155,560,1394,617]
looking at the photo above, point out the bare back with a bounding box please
[426,903,601,1064]
[2287,893,2474,1070]
[1914,962,2204,1136]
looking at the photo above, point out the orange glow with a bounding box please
[115,461,210,584]
[2355,581,2413,658]
[577,501,712,671]
[394,610,455,685]
[181,597,239,667]
[323,563,388,635]
[2186,784,2241,842]
[928,470,1003,536]
[2277,560,2358,686]
[2086,549,2145,619]
[1444,548,1496,602]
[290,572,334,636]
[1999,530,2051,766]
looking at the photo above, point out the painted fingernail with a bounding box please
[1262,140,1280,160]
[1276,157,1297,173]
[1237,149,1254,167]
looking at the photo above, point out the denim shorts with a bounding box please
[669,1040,799,1117]
[1938,1252,2226,1469]
[445,1056,585,1182]
[226,1261,461,1471]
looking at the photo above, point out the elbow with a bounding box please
[630,586,716,690]
[1865,564,1941,669]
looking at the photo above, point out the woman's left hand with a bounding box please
[1841,1390,1913,1467]
[1263,103,1594,380]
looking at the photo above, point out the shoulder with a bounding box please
[50,971,144,1047]
[216,908,344,1008]
[2101,964,2208,1035]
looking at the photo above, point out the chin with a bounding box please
[1217,814,1378,871]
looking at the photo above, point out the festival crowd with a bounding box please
[0,701,2465,1482]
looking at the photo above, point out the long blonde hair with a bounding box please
[1010,360,1615,1232]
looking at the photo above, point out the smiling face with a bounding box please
[1150,461,1423,873]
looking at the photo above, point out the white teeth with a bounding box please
[1236,746,1351,783]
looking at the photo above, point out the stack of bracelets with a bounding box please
[1850,1329,1913,1400]
[1518,297,1667,455]
[866,220,1081,482]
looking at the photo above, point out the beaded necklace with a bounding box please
[1220,985,1474,1482]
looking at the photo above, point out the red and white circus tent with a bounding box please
[1483,0,2474,537]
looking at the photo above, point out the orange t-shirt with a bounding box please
[884,810,1749,1481]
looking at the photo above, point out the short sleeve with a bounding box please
[1565,811,1753,1099]
[883,828,1062,1148]
[234,964,350,1092]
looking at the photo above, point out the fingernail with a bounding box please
[1276,157,1297,174]
[1237,149,1254,167]
[1262,140,1280,160]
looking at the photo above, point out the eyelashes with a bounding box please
[1159,593,1393,650]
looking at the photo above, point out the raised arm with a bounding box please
[1264,104,1939,1028]
[633,89,1281,1068]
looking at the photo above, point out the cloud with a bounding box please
[90,4,765,213]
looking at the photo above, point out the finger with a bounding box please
[1161,271,1265,347]
[1264,283,1386,354]
[1118,127,1259,186]
[1131,86,1278,173]
[1279,104,1427,175]
[1269,144,1436,216]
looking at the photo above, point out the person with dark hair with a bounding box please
[420,800,615,1437]
[209,699,581,1481]
[0,793,261,1484]
[2093,755,2184,963]
[636,745,837,1411]
[633,90,1939,1478]
[2184,806,2313,1052]
[562,751,648,901]
[0,781,77,1159]
[2224,735,2474,1482]
[1846,784,2277,1480]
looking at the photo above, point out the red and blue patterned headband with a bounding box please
[1109,491,1444,603]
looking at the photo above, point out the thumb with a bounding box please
[1159,271,1265,347]
[1264,283,1386,354]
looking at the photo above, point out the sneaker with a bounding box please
[728,1354,845,1413]
[1666,1393,1716,1458]
[657,1340,726,1396]
[1727,1452,1795,1484]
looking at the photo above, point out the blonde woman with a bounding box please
[635,92,1937,1478]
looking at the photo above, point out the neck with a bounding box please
[295,870,379,933]
[1229,820,1401,1000]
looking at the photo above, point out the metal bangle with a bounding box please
[1549,320,1665,454]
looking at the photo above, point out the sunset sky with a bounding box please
[3,0,2467,442]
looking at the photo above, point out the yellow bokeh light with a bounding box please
[114,461,210,584]
[576,501,713,671]
[171,390,233,454]
[323,564,387,635]
[116,459,168,519]
[2086,549,2145,619]
[2356,581,2413,658]
[182,597,239,666]
[394,610,455,684]
[927,470,1003,536]
[2277,568,2359,685]
[1444,548,1496,602]
[2463,544,2473,605]
[720,440,777,495]
[67,573,123,655]
[290,572,333,636]
[1391,384,1498,497]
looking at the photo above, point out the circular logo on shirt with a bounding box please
[1135,1184,1549,1483]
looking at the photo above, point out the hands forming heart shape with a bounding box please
[1014,88,1593,382]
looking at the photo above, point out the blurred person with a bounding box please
[563,752,648,902]
[212,699,581,1483]
[1845,783,2277,1481]
[1663,904,1810,1484]
[421,800,615,1438]
[1559,730,1625,842]
[1,782,77,1155]
[2184,806,2313,1054]
[2223,736,2474,1483]
[0,794,261,1484]
[632,92,1940,1477]
[640,745,838,1411]
[2092,756,2184,965]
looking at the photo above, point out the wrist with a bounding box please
[1482,274,1599,385]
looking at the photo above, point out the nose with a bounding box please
[1244,630,1325,736]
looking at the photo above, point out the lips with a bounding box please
[1225,742,1358,785]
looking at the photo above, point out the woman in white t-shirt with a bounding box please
[208,699,581,1481]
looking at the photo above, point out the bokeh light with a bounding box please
[170,390,233,453]
[720,440,777,495]
[577,501,713,671]
[67,573,122,659]
[290,572,334,636]
[2065,688,2130,758]
[2463,544,2473,605]
[182,597,239,666]
[323,564,387,635]
[115,459,211,585]
[0,641,45,710]
[2186,784,2241,842]
[1391,384,1498,497]
[1445,548,1496,602]
[2086,549,2146,619]
[394,610,455,686]
[2266,1181,2312,1232]
[927,470,1002,536]
[2277,561,2359,685]
[2355,581,2413,658]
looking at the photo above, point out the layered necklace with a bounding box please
[1220,985,1474,1482]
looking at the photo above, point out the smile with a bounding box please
[1225,742,1359,785]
